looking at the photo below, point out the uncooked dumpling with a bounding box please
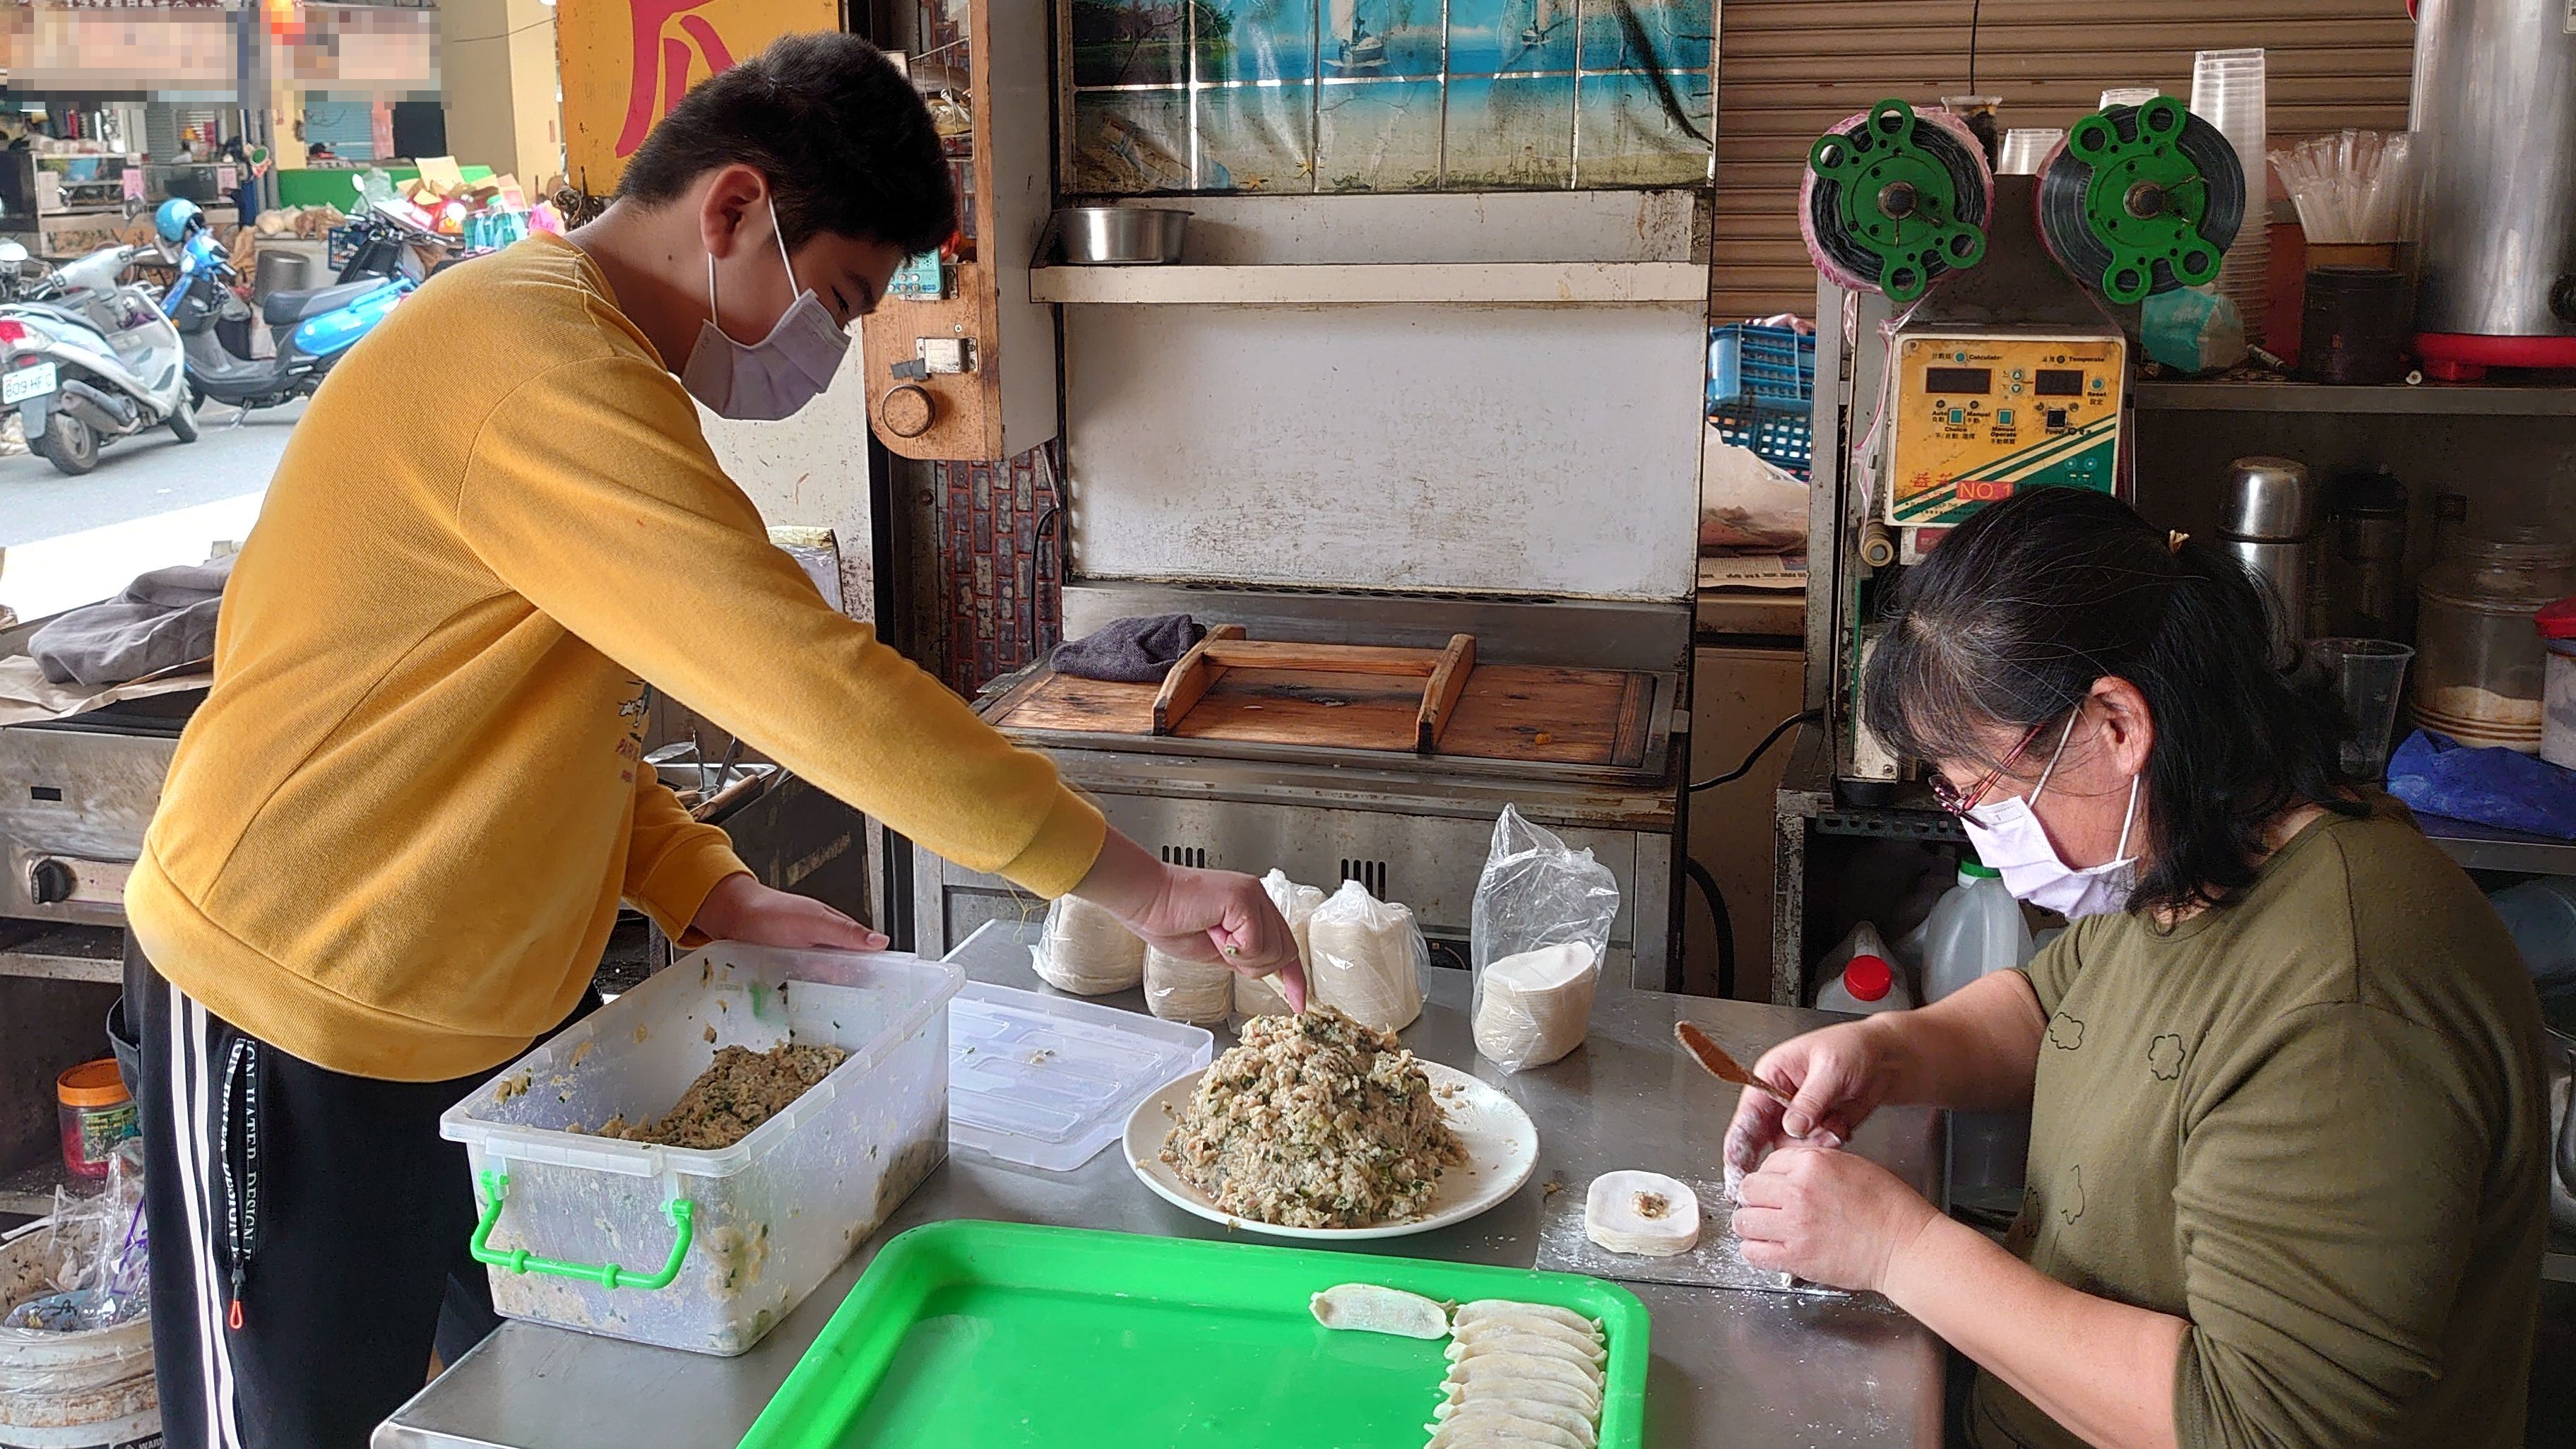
[1449,1334,1602,1372]
[1310,1282,1449,1339]
[1451,1315,1608,1364]
[1444,1355,1602,1409]
[1426,1416,1588,1449]
[1454,1301,1602,1342]
[1584,1170,1702,1258]
[1433,1395,1599,1445]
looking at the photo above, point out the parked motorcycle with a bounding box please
[333,199,461,285]
[0,236,196,476]
[157,199,410,419]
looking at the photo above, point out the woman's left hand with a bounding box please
[1732,1145,1941,1293]
[689,873,889,952]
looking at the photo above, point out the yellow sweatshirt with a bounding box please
[127,235,1104,1082]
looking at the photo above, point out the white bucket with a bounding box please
[0,1221,158,1449]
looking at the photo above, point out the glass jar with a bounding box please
[2413,530,2576,751]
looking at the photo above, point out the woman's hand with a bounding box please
[1072,831,1305,1008]
[1721,1017,1907,1187]
[1732,1145,1941,1293]
[689,873,888,952]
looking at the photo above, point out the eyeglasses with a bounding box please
[1928,717,2051,818]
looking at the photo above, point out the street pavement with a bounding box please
[0,398,303,548]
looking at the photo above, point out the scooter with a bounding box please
[0,238,196,476]
[162,217,410,419]
[333,199,462,286]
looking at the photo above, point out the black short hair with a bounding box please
[1862,487,2365,916]
[617,32,956,258]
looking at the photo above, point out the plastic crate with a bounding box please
[441,943,963,1355]
[1709,323,1816,415]
[1712,405,1815,477]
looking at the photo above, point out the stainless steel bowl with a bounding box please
[1051,206,1188,266]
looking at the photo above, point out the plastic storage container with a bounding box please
[947,980,1211,1173]
[55,1059,135,1181]
[441,943,963,1356]
[2538,597,2576,769]
[2414,531,2576,753]
[1916,860,2035,1212]
[1707,323,1817,478]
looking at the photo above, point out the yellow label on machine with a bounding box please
[1884,332,2126,527]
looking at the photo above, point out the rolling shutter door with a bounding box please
[1713,1,2416,319]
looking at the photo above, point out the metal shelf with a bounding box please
[1029,261,1709,306]
[0,924,122,984]
[2131,379,2576,417]
[2417,816,2576,877]
[0,1157,82,1219]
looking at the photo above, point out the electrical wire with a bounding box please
[1690,709,1822,793]
[1682,856,1735,1001]
[1966,0,1984,92]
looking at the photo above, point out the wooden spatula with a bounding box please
[1675,1022,1795,1106]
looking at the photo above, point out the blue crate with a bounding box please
[1712,405,1814,477]
[1709,323,1815,415]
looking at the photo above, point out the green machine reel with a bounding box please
[2035,96,2248,304]
[1802,100,1994,303]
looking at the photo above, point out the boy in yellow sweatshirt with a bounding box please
[128,35,1298,1448]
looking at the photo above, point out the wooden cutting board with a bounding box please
[988,661,1652,768]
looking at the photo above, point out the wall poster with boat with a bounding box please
[1064,0,1713,194]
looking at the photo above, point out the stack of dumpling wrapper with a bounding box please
[1030,895,1144,995]
[1471,942,1599,1071]
[1307,879,1427,1033]
[1235,869,1323,1022]
[1143,945,1233,1024]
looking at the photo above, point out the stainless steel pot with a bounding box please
[1047,206,1189,266]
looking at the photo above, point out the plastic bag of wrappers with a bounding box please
[1,1140,159,1445]
[1470,805,1622,1072]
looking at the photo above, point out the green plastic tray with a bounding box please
[739,1221,1649,1449]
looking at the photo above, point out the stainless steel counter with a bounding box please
[376,922,1947,1448]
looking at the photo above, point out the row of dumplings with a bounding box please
[1430,1300,1607,1449]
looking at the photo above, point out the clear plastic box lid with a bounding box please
[946,981,1212,1173]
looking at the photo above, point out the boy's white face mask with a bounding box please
[680,197,850,421]
[1959,711,2142,919]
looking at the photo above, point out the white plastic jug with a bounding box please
[1919,859,2035,1212]
[1815,920,1915,1015]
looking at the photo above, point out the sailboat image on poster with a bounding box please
[1327,0,1387,74]
[1519,0,1563,49]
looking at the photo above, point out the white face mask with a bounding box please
[1959,711,2142,920]
[679,197,850,421]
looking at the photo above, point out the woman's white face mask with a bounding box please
[1959,712,2142,919]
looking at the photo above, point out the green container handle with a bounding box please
[470,1169,695,1291]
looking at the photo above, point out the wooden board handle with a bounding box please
[1151,624,1246,735]
[1415,634,1476,753]
[1199,640,1448,676]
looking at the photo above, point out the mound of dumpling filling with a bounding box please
[1160,1005,1466,1229]
[596,1042,846,1149]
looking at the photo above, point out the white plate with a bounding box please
[4,362,57,406]
[1122,1058,1539,1241]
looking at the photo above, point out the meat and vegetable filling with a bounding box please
[598,1042,847,1150]
[1160,1006,1466,1229]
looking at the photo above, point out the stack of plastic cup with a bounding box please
[2099,86,2162,109]
[1998,129,2065,177]
[2192,47,2270,345]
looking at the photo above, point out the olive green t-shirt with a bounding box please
[1968,805,2548,1449]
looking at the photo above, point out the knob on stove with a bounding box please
[28,858,77,906]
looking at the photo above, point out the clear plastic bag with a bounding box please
[1031,894,1146,995]
[1306,880,1428,1033]
[1471,805,1622,1071]
[1143,945,1235,1024]
[1,1140,154,1414]
[1235,870,1322,1024]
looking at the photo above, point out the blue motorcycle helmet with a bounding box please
[155,198,204,243]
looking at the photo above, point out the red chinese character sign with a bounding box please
[557,0,838,191]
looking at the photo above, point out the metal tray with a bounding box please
[739,1220,1649,1449]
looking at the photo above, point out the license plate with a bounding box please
[3,362,57,406]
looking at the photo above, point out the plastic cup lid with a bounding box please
[1844,954,1894,1002]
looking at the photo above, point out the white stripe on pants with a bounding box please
[167,982,243,1449]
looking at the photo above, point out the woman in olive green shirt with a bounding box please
[1726,488,2548,1449]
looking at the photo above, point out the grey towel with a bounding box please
[30,556,234,687]
[1052,614,1205,683]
